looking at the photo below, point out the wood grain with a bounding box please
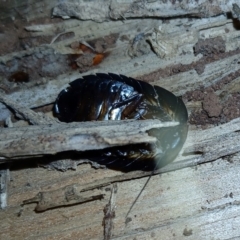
[1,1,240,239]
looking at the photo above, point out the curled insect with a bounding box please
[54,73,188,171]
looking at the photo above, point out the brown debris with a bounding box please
[184,89,205,102]
[202,90,222,117]
[189,109,220,126]
[193,36,226,57]
[75,53,96,72]
[88,33,119,53]
[186,87,240,126]
[8,71,29,83]
[222,93,240,121]
[69,35,117,72]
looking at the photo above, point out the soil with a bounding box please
[202,90,222,118]
[193,36,226,57]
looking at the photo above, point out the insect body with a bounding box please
[54,73,188,171]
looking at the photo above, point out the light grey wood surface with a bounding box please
[1,1,240,240]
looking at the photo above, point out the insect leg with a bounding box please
[111,93,142,109]
[125,174,152,221]
[117,94,144,119]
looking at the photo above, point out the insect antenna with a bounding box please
[125,169,155,222]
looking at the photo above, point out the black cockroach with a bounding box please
[54,73,188,172]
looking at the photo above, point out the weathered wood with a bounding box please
[0,119,175,160]
[52,0,237,21]
[0,94,58,125]
[1,0,237,23]
[1,1,240,239]
[1,15,240,109]
[14,117,240,213]
[0,0,58,22]
[1,153,240,239]
[0,94,177,161]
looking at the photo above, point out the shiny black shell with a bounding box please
[54,73,188,171]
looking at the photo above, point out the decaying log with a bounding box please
[18,117,240,212]
[0,93,177,161]
[0,119,175,160]
[52,0,238,22]
[2,0,240,239]
[1,15,240,110]
[1,0,238,23]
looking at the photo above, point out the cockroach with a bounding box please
[54,73,188,172]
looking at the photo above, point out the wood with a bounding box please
[1,1,240,240]
[0,118,174,160]
[4,117,238,213]
[52,0,237,21]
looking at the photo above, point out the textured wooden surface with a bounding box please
[0,119,170,159]
[1,1,240,240]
